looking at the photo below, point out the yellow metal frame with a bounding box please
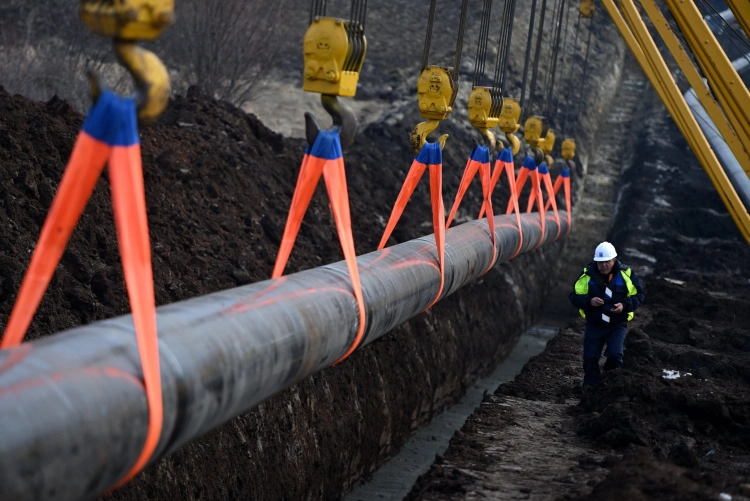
[725,0,750,41]
[665,0,750,173]
[602,0,750,244]
[638,0,750,174]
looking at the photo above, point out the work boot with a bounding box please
[583,358,600,386]
[603,356,622,372]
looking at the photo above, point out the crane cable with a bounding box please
[422,0,470,81]
[574,17,594,136]
[527,0,550,115]
[473,0,494,88]
[491,0,518,115]
[519,0,540,110]
[543,0,570,121]
[562,10,583,135]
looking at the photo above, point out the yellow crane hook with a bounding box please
[79,0,174,126]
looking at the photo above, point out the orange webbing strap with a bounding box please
[445,156,478,228]
[479,148,523,258]
[504,163,531,215]
[444,147,496,273]
[377,159,427,250]
[272,152,316,278]
[479,158,497,274]
[427,163,446,308]
[544,175,564,211]
[501,158,524,258]
[272,131,366,364]
[107,145,162,489]
[544,170,572,236]
[0,133,109,348]
[564,175,572,236]
[1,92,164,491]
[379,143,446,310]
[539,166,561,240]
[323,156,367,365]
[527,169,546,248]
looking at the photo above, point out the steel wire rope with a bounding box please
[421,0,438,72]
[527,0,550,115]
[453,0,471,84]
[421,0,470,80]
[519,0,540,109]
[500,0,518,93]
[573,14,594,135]
[696,0,750,68]
[561,10,581,135]
[542,0,569,121]
[473,0,494,88]
[552,0,572,125]
[490,0,517,116]
[697,0,750,51]
[310,0,327,23]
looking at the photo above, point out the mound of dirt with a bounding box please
[576,279,750,473]
[574,449,750,501]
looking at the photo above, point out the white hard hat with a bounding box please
[593,241,617,261]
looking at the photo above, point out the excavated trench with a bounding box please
[0,3,632,501]
[401,51,750,500]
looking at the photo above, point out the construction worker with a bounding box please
[569,242,645,386]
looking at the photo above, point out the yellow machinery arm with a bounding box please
[664,0,750,175]
[637,0,750,174]
[601,0,750,245]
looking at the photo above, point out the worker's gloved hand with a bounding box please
[590,297,604,307]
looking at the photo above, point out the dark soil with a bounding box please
[405,72,750,500]
[0,82,562,340]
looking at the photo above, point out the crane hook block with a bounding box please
[524,116,545,147]
[303,16,367,97]
[498,97,521,134]
[417,66,457,121]
[79,0,174,41]
[541,129,556,156]
[580,0,595,18]
[468,87,499,129]
[562,138,576,160]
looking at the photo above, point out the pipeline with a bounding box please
[684,54,750,211]
[0,210,568,501]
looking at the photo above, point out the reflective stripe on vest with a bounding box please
[575,267,637,321]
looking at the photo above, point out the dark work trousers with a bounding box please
[582,322,627,386]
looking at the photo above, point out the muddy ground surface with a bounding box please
[405,73,750,499]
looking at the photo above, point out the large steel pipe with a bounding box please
[684,55,750,211]
[0,210,568,500]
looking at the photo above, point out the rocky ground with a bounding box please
[404,63,750,501]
